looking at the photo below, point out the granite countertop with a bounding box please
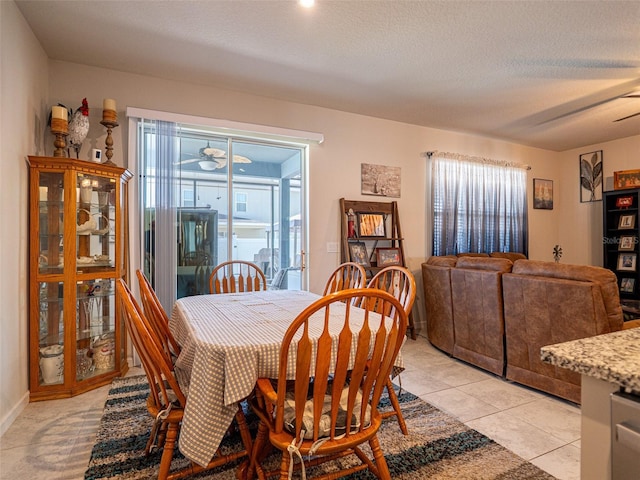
[541,327,640,393]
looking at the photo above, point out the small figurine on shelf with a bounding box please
[68,98,89,159]
[347,208,356,238]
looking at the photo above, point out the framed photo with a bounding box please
[618,214,636,229]
[357,213,385,237]
[614,169,640,190]
[616,196,634,209]
[533,178,553,210]
[619,235,636,251]
[376,247,401,267]
[620,277,636,293]
[617,253,637,271]
[349,241,370,267]
[579,150,603,202]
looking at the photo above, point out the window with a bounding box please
[182,188,194,207]
[235,192,247,213]
[431,154,528,256]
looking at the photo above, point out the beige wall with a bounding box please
[3,0,638,435]
[0,1,49,435]
[558,135,640,266]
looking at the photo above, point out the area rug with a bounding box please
[85,376,556,479]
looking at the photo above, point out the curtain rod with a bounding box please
[422,151,531,170]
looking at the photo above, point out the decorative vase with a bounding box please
[39,345,64,384]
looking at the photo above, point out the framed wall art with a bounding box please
[614,169,640,190]
[357,213,386,237]
[361,163,401,198]
[533,178,553,209]
[348,241,370,267]
[376,247,401,267]
[579,150,603,202]
[617,253,637,271]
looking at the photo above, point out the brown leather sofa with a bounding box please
[422,256,637,403]
[502,260,630,403]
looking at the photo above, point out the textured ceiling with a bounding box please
[16,0,640,152]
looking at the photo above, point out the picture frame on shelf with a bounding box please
[376,247,401,267]
[620,277,635,293]
[619,235,636,251]
[618,214,636,229]
[357,213,386,237]
[614,169,640,190]
[533,178,553,210]
[349,241,370,267]
[616,196,634,209]
[617,253,637,271]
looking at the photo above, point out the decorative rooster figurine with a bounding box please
[68,98,89,159]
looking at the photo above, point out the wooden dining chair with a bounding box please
[367,265,416,435]
[247,288,408,480]
[208,260,268,294]
[322,261,367,295]
[116,279,253,480]
[136,270,181,362]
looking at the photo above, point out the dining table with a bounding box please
[168,289,405,469]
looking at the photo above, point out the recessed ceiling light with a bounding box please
[299,0,315,8]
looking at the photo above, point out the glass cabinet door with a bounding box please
[38,171,65,275]
[76,278,116,379]
[37,281,65,386]
[76,173,116,271]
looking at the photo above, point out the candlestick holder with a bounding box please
[99,119,119,166]
[50,118,68,157]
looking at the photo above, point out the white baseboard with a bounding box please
[0,390,29,437]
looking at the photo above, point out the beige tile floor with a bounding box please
[0,336,580,480]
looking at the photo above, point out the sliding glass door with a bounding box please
[138,121,305,306]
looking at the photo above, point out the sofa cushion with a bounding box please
[422,259,456,354]
[490,252,527,261]
[510,259,623,332]
[450,257,513,376]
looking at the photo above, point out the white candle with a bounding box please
[103,98,116,111]
[52,105,67,121]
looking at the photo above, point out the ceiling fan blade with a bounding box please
[201,147,226,158]
[174,158,202,166]
[613,111,640,122]
[532,78,640,125]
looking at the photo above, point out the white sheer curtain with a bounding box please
[142,120,179,312]
[431,153,528,256]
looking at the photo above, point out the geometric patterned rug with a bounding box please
[84,376,556,479]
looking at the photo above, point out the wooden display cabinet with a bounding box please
[339,198,415,338]
[28,156,132,401]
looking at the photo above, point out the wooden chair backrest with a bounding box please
[136,269,181,361]
[273,288,407,443]
[183,251,213,295]
[367,265,416,315]
[116,279,186,409]
[323,262,367,295]
[209,260,267,294]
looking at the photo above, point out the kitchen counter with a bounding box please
[541,327,640,480]
[541,327,640,394]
